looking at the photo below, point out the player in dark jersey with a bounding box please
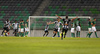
[43,22,50,37]
[56,15,78,39]
[50,18,63,38]
[18,20,22,36]
[71,17,77,37]
[1,19,11,36]
[76,18,81,38]
[19,20,24,37]
[86,18,92,38]
[25,19,29,37]
[88,18,98,38]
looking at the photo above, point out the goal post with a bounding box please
[28,16,91,37]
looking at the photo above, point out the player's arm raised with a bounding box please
[49,21,55,24]
[71,16,78,21]
[56,15,62,19]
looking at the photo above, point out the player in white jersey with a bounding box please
[1,19,11,36]
[50,18,63,38]
[12,20,19,36]
[43,22,50,37]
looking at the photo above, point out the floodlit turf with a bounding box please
[0,37,100,54]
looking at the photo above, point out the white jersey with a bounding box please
[45,25,49,31]
[12,23,19,29]
[5,21,11,29]
[54,21,62,29]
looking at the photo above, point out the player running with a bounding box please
[43,22,50,37]
[86,18,92,38]
[1,19,11,36]
[25,19,29,37]
[50,18,63,38]
[88,18,98,38]
[12,20,19,36]
[56,15,78,39]
[76,18,81,38]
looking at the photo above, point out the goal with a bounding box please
[28,16,91,37]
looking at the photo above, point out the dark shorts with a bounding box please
[45,30,48,33]
[3,27,9,32]
[62,28,68,32]
[54,28,58,32]
[14,29,18,32]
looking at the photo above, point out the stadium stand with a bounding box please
[39,0,100,30]
[0,0,100,30]
[0,0,43,28]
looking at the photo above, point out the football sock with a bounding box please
[76,31,78,37]
[78,32,80,37]
[95,32,98,38]
[86,33,90,37]
[57,32,60,37]
[89,32,93,38]
[53,33,56,37]
[46,33,49,36]
[27,32,29,35]
[43,33,45,36]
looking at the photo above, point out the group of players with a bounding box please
[0,15,98,39]
[1,19,29,37]
[43,15,99,40]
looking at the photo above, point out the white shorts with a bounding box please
[88,28,92,32]
[58,28,60,32]
[25,28,29,32]
[18,28,21,32]
[21,28,24,32]
[71,28,75,33]
[76,26,81,31]
[92,26,96,32]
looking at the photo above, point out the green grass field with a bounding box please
[0,37,100,54]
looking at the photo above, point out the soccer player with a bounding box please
[12,20,19,36]
[88,18,98,38]
[86,18,92,38]
[1,19,11,36]
[71,17,77,37]
[56,15,78,39]
[18,20,22,36]
[43,22,50,37]
[50,18,63,38]
[19,20,24,37]
[25,19,29,37]
[76,18,81,38]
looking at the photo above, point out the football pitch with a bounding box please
[0,37,100,54]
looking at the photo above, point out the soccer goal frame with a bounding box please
[28,16,91,37]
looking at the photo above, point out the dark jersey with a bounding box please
[92,21,96,26]
[76,20,80,26]
[62,19,71,28]
[88,21,92,28]
[4,21,11,29]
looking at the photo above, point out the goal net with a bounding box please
[28,16,91,37]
